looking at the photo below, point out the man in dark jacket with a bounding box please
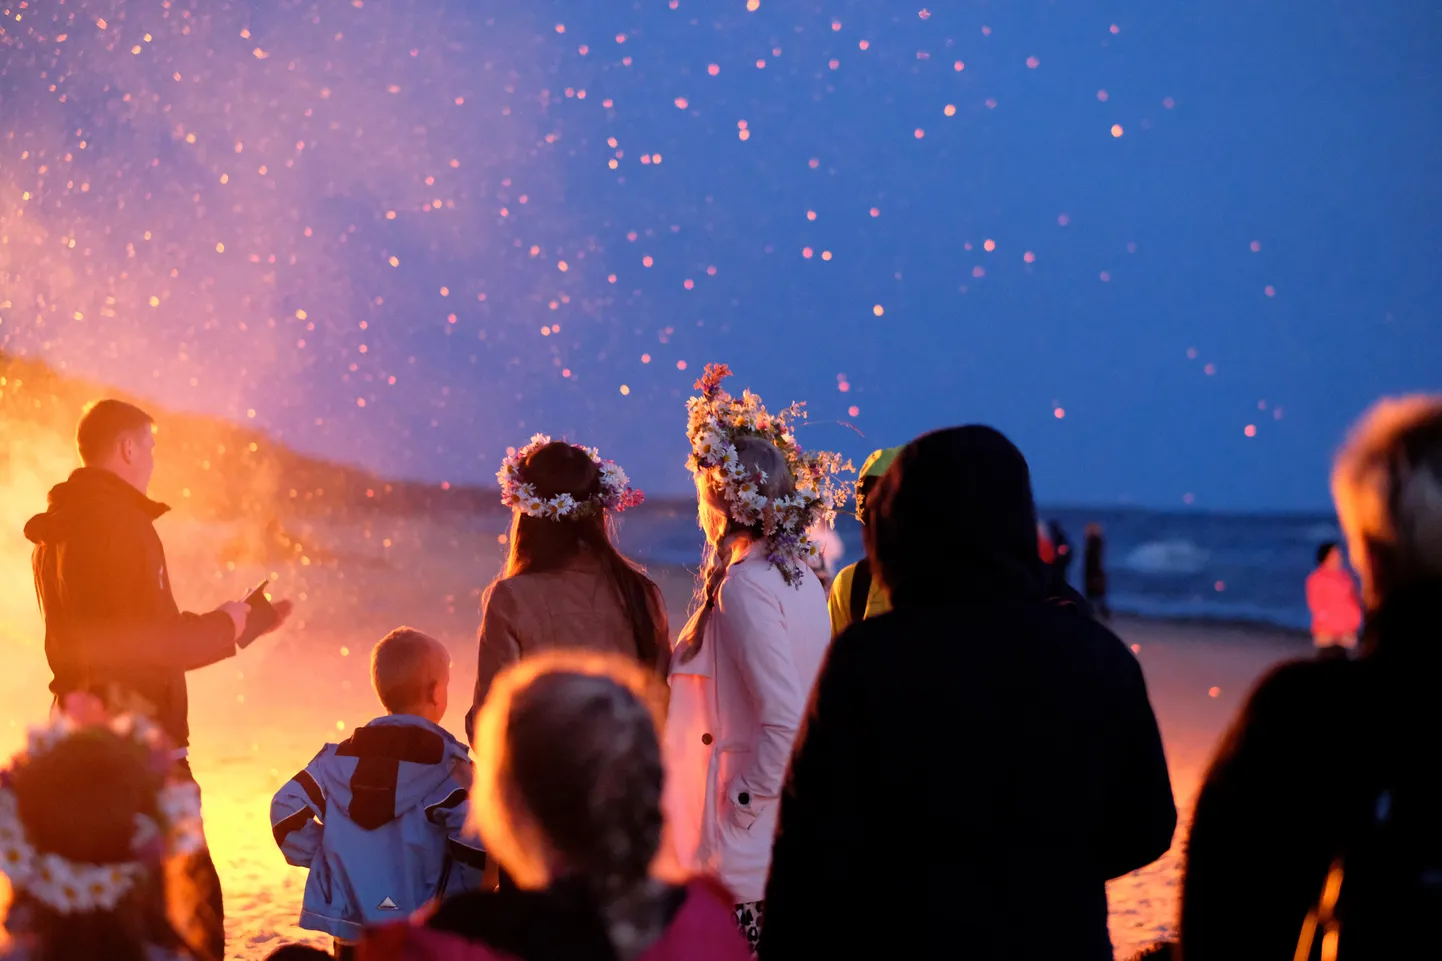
[23,398,292,959]
[760,426,1176,961]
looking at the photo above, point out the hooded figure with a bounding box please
[24,467,239,748]
[270,716,484,942]
[824,446,902,636]
[760,426,1176,961]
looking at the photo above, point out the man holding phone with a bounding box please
[24,398,293,959]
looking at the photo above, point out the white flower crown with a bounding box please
[686,364,853,586]
[498,434,644,520]
[0,708,205,915]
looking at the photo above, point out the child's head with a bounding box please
[470,650,666,895]
[1317,541,1342,569]
[371,627,450,723]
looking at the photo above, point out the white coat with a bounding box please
[662,546,831,904]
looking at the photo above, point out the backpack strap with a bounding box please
[849,558,873,626]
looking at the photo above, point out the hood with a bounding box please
[864,426,1044,608]
[858,446,902,482]
[23,467,168,546]
[318,715,470,831]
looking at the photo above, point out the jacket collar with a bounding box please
[64,467,170,520]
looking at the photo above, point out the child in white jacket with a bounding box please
[270,628,485,957]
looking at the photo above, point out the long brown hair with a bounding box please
[494,441,662,670]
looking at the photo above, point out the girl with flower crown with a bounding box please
[662,366,850,954]
[465,437,666,743]
[0,696,209,961]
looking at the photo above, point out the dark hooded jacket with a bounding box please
[760,427,1176,961]
[23,467,236,747]
[1180,586,1442,959]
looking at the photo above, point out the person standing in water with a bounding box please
[23,398,293,960]
[1084,523,1110,620]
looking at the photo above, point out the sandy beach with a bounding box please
[0,509,1310,958]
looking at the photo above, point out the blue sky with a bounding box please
[3,0,1438,510]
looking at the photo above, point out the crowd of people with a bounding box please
[2,375,1439,960]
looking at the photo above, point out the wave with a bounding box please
[1121,539,1211,575]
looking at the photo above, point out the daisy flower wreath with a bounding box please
[498,434,644,520]
[686,363,853,586]
[0,700,205,916]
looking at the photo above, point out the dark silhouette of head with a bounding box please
[864,425,1044,609]
[7,727,193,961]
[499,441,661,668]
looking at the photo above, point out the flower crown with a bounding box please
[686,364,853,586]
[498,434,644,520]
[0,697,205,915]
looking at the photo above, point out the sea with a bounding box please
[596,501,1342,633]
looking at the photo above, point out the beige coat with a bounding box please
[466,553,670,739]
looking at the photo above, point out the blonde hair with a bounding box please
[370,627,447,713]
[1331,394,1442,607]
[676,436,796,660]
[470,651,671,960]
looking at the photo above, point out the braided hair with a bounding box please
[470,651,672,961]
[674,435,796,662]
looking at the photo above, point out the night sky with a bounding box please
[3,0,1439,510]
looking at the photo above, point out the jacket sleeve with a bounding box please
[1095,647,1177,880]
[466,582,521,744]
[759,627,865,960]
[270,753,329,867]
[57,526,236,676]
[423,774,488,874]
[68,614,236,675]
[826,567,852,639]
[715,571,808,825]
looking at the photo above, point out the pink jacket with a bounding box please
[355,879,750,961]
[1305,567,1362,637]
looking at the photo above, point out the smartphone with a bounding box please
[236,579,279,649]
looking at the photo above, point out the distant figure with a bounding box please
[271,628,484,959]
[760,426,1176,961]
[1049,520,1074,595]
[358,651,752,961]
[826,446,902,637]
[23,398,292,960]
[1305,541,1362,658]
[1180,395,1442,959]
[0,697,207,961]
[1084,522,1110,619]
[667,367,842,953]
[1036,520,1056,565]
[467,436,663,742]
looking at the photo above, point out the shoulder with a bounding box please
[1237,656,1362,732]
[830,562,856,600]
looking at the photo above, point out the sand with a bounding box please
[0,511,1310,959]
